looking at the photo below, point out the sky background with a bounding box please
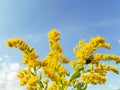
[0,0,120,90]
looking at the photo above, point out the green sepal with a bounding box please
[80,84,87,90]
[70,66,84,81]
[70,70,81,81]
[39,81,44,88]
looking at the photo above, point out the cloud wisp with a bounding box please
[0,55,21,90]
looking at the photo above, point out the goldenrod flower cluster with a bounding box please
[74,36,111,64]
[42,29,70,89]
[43,67,57,81]
[107,65,119,74]
[72,36,120,87]
[6,38,41,90]
[47,81,57,90]
[17,68,39,90]
[6,38,41,67]
[6,29,120,90]
[93,64,107,76]
[81,72,106,84]
[6,29,70,90]
[18,69,30,86]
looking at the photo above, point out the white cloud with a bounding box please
[118,39,120,44]
[107,84,120,90]
[0,57,3,61]
[0,56,22,90]
[4,55,10,62]
[109,84,113,87]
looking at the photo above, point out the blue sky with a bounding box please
[0,0,120,90]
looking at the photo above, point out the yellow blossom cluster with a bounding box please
[81,72,106,84]
[58,67,69,76]
[79,63,119,85]
[47,81,57,90]
[47,75,69,90]
[42,29,70,89]
[28,76,39,85]
[72,36,120,86]
[43,67,57,81]
[107,65,119,74]
[17,68,39,90]
[6,38,41,67]
[6,38,41,90]
[74,36,112,65]
[18,69,30,86]
[6,29,70,90]
[60,75,70,86]
[93,54,120,64]
[6,29,120,90]
[93,63,107,76]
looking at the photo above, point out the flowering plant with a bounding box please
[6,29,120,90]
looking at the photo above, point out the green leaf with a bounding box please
[80,84,87,90]
[39,81,44,88]
[70,66,84,82]
[39,73,42,80]
[70,70,81,81]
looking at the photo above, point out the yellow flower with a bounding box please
[48,81,57,90]
[107,65,119,74]
[17,68,28,78]
[93,54,120,64]
[58,67,68,75]
[43,79,49,85]
[61,57,69,64]
[81,72,106,84]
[28,76,39,85]
[74,36,112,65]
[6,38,34,54]
[27,85,37,90]
[70,60,77,67]
[20,77,28,86]
[20,79,27,86]
[93,63,107,76]
[28,60,41,67]
[77,59,86,65]
[43,67,57,81]
[17,72,24,79]
[48,29,60,41]
[60,75,70,86]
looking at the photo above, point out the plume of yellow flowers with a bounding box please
[6,29,120,90]
[6,38,42,90]
[70,36,120,89]
[42,29,70,90]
